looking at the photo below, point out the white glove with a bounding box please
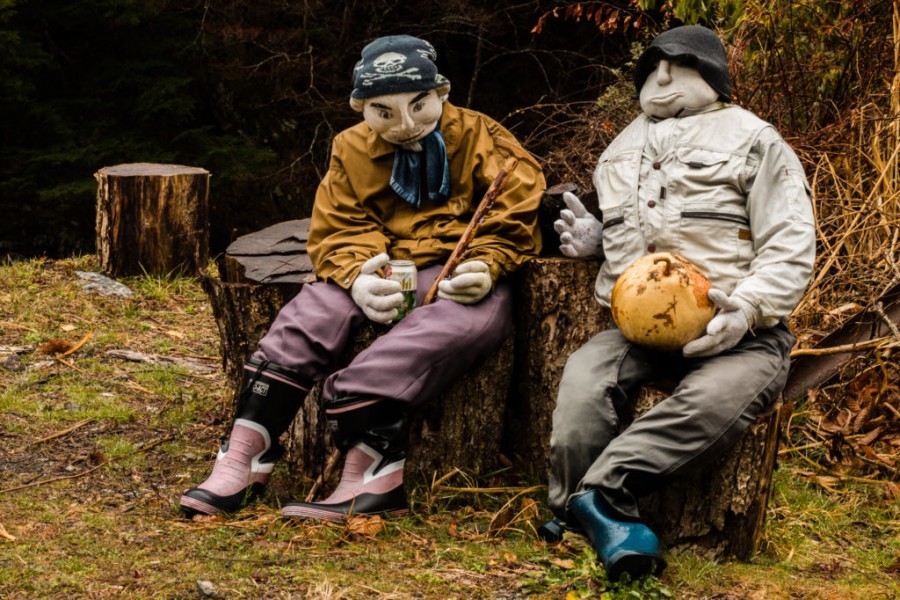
[350,253,403,324]
[437,260,492,305]
[553,191,603,258]
[683,289,751,358]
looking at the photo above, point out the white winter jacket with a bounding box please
[593,103,816,329]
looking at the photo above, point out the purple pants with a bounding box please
[253,264,512,407]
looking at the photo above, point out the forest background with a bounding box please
[1,0,891,261]
[1,0,898,597]
[4,0,896,461]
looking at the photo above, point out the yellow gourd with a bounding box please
[611,253,715,351]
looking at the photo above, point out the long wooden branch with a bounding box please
[423,156,519,305]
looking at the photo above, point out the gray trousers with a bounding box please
[253,264,513,408]
[548,323,794,522]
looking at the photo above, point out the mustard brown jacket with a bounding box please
[308,102,545,288]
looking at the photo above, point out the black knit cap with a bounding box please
[634,25,731,102]
[351,35,450,102]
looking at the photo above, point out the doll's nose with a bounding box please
[397,109,416,132]
[655,60,673,85]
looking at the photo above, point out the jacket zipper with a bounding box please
[603,216,625,229]
[681,211,749,225]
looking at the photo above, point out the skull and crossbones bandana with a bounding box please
[351,35,450,101]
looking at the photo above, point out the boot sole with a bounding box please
[178,482,265,516]
[606,551,666,581]
[281,505,409,522]
[179,494,225,516]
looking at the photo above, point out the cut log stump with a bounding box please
[636,386,789,559]
[506,257,610,475]
[204,219,512,493]
[203,219,786,559]
[95,163,210,277]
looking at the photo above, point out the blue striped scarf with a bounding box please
[389,129,451,208]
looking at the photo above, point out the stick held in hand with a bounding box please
[423,156,519,305]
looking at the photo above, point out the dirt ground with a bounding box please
[1,256,898,599]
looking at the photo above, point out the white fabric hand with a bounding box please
[350,253,403,324]
[553,191,603,257]
[437,260,492,305]
[682,289,751,358]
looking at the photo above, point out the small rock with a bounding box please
[75,271,134,298]
[1,355,23,372]
[196,580,217,597]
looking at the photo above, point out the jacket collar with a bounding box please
[365,102,461,159]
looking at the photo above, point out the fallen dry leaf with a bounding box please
[0,523,15,542]
[61,324,76,332]
[551,558,576,570]
[346,515,384,537]
[39,338,74,355]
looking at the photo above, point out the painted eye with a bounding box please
[379,110,390,119]
[412,102,424,112]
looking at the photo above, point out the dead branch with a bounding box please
[0,321,37,333]
[423,156,519,305]
[790,336,898,357]
[0,435,173,496]
[304,448,343,502]
[58,330,93,358]
[14,418,94,452]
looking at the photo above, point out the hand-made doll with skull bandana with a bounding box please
[544,25,816,580]
[179,35,545,521]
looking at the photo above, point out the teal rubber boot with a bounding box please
[569,490,666,580]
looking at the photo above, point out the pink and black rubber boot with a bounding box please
[282,397,408,521]
[179,358,308,516]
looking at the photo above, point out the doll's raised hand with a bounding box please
[554,192,603,258]
[351,253,403,324]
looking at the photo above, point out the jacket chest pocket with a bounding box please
[678,210,755,278]
[674,147,737,189]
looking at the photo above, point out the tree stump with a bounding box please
[203,220,513,495]
[199,275,302,400]
[202,221,786,559]
[95,163,210,276]
[636,387,789,560]
[502,256,785,559]
[506,256,609,475]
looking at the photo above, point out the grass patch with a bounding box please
[2,256,899,598]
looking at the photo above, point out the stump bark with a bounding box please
[95,163,210,277]
[635,387,789,559]
[506,257,609,475]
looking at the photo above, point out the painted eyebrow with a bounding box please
[370,102,392,110]
[410,91,429,104]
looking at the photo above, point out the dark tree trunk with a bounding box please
[95,163,210,277]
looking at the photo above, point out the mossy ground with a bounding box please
[1,256,897,599]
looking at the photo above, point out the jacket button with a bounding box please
[652,162,661,170]
[647,244,657,252]
[647,200,656,208]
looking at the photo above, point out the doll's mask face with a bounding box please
[639,59,719,119]
[362,89,445,146]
